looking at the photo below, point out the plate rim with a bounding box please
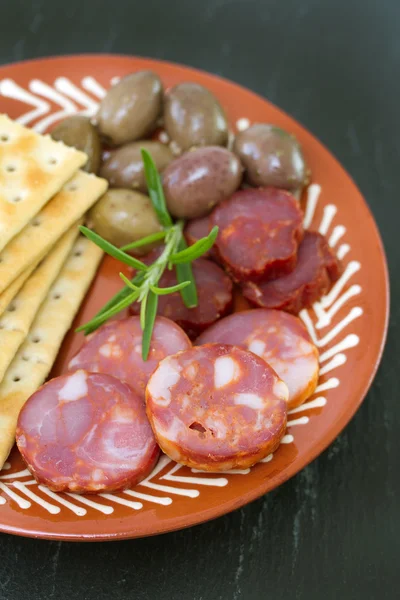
[0,53,390,541]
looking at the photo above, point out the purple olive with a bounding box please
[163,146,243,219]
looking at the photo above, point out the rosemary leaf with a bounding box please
[142,291,158,360]
[175,238,198,308]
[150,281,190,295]
[120,230,166,252]
[169,226,218,264]
[141,149,172,228]
[80,226,147,271]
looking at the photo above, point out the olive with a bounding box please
[96,71,163,146]
[164,83,228,152]
[100,141,173,192]
[233,124,310,191]
[89,189,162,254]
[163,146,243,219]
[50,116,101,173]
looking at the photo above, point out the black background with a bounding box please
[0,1,399,598]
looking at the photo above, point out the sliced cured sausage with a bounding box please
[16,370,160,493]
[146,343,288,471]
[197,309,319,408]
[242,231,342,314]
[211,187,303,282]
[68,316,191,398]
[129,258,233,339]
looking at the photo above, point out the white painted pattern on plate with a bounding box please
[0,77,362,516]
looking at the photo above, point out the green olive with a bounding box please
[96,71,163,145]
[89,189,162,255]
[50,116,102,173]
[164,83,228,152]
[233,124,310,191]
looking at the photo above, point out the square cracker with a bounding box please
[0,258,41,318]
[0,169,107,294]
[0,221,81,383]
[0,234,103,467]
[0,114,87,252]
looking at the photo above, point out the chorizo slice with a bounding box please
[68,316,191,398]
[16,370,160,493]
[210,187,303,282]
[197,309,319,408]
[129,258,233,339]
[242,231,342,314]
[146,343,288,471]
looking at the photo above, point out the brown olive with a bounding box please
[163,146,243,219]
[96,71,163,146]
[233,124,310,191]
[89,189,162,254]
[50,116,102,173]
[100,141,173,192]
[164,83,228,152]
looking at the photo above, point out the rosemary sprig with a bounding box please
[77,148,218,360]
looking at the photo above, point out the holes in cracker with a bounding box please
[67,182,78,192]
[6,303,16,313]
[5,164,16,173]
[0,134,9,142]
[74,250,83,257]
[21,355,30,362]
[31,217,41,227]
[48,157,58,166]
[53,292,62,300]
[32,335,41,344]
[12,375,21,383]
[12,195,22,203]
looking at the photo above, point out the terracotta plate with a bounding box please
[0,55,389,541]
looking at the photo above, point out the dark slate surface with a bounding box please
[0,1,398,598]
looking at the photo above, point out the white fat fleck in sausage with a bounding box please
[273,380,289,402]
[214,356,241,389]
[58,370,88,402]
[248,339,266,357]
[234,393,265,410]
[147,358,182,406]
[99,343,123,358]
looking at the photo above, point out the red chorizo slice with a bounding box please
[16,370,160,493]
[242,231,342,314]
[68,316,191,398]
[146,344,288,471]
[210,187,303,282]
[197,309,319,408]
[129,258,233,339]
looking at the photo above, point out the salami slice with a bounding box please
[242,231,342,314]
[129,258,233,339]
[211,187,303,282]
[146,344,288,471]
[197,309,319,408]
[16,370,160,493]
[68,316,191,398]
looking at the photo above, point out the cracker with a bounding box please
[0,259,41,318]
[0,222,81,382]
[0,234,103,467]
[0,170,107,294]
[0,114,87,252]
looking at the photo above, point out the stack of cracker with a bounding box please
[0,114,108,467]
